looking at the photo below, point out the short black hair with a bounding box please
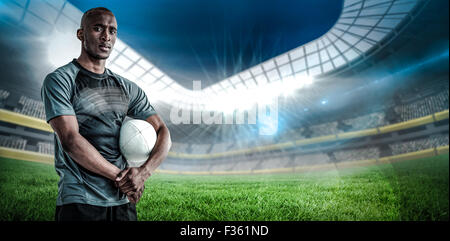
[80,7,114,28]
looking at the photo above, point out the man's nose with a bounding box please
[101,30,111,42]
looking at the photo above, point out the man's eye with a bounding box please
[110,30,117,35]
[94,27,103,31]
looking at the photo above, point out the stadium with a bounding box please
[0,0,448,221]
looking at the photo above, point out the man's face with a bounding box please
[79,12,117,60]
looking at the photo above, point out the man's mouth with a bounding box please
[99,44,111,52]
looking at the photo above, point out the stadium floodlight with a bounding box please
[280,76,298,97]
[236,89,258,110]
[297,74,313,87]
[209,93,236,114]
[277,74,314,97]
[206,85,259,114]
[253,83,272,104]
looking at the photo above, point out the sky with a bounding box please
[68,0,343,89]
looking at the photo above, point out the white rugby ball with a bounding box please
[119,119,157,167]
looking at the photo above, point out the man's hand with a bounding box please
[115,167,151,203]
[113,114,171,204]
[127,185,145,204]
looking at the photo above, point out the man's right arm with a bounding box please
[49,115,121,181]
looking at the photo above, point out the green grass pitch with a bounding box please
[0,154,448,221]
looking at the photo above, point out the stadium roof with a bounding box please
[102,0,430,112]
[67,0,343,89]
[0,0,430,114]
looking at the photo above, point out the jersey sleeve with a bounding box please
[41,72,76,123]
[127,81,157,120]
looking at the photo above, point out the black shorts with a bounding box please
[55,203,137,221]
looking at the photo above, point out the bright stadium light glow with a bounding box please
[321,99,328,105]
[221,99,238,115]
[206,93,235,114]
[277,74,314,97]
[280,76,297,97]
[199,73,315,113]
[47,32,80,68]
[237,90,257,110]
[299,74,313,87]
[268,80,283,96]
[257,83,279,105]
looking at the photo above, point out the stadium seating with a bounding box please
[231,159,260,171]
[209,142,233,153]
[333,147,380,162]
[0,134,27,150]
[170,142,189,153]
[258,156,291,169]
[389,134,449,155]
[291,153,331,167]
[309,121,341,137]
[209,161,234,171]
[190,144,212,154]
[394,90,449,121]
[0,89,10,108]
[342,112,387,132]
[0,85,448,173]
[14,95,46,120]
[37,142,54,155]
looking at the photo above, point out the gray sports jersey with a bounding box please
[41,59,157,207]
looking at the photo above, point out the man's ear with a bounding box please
[76,29,84,41]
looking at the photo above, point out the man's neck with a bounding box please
[76,54,106,74]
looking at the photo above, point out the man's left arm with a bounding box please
[116,114,172,195]
[141,114,172,176]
